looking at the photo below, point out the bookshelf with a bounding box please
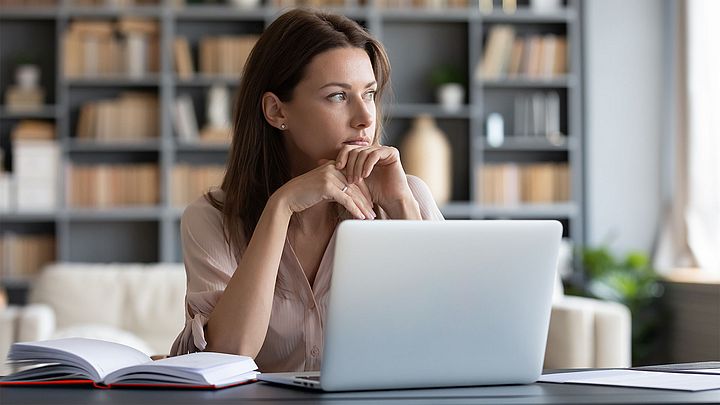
[0,0,585,297]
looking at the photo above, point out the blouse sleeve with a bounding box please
[406,175,446,221]
[170,196,244,355]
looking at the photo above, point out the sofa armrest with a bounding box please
[545,296,632,370]
[17,303,56,343]
[545,300,595,369]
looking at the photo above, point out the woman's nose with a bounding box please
[350,97,374,129]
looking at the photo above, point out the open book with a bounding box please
[0,338,258,389]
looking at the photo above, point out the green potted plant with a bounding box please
[429,65,465,113]
[579,246,666,365]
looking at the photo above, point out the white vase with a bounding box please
[436,83,465,113]
[16,65,40,90]
[400,115,452,205]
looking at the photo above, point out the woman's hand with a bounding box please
[335,145,415,211]
[273,160,376,220]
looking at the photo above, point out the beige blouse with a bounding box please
[170,175,445,372]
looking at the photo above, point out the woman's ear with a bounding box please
[262,92,288,131]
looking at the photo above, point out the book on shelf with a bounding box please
[68,164,159,207]
[64,19,159,78]
[172,164,225,207]
[476,25,567,80]
[174,36,195,79]
[511,91,563,140]
[0,233,56,279]
[476,162,570,205]
[0,338,258,389]
[199,35,259,77]
[76,93,158,142]
[4,87,45,112]
[173,95,200,142]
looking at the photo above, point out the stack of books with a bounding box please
[68,164,159,207]
[4,87,44,112]
[63,18,159,78]
[0,233,56,280]
[11,120,59,212]
[477,25,567,80]
[76,92,159,142]
[477,162,570,205]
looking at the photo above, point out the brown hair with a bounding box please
[208,8,392,256]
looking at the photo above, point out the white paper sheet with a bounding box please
[539,369,720,391]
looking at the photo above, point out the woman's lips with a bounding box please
[343,141,370,146]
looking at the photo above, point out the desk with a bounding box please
[2,381,720,404]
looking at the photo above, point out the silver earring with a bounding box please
[280,123,287,130]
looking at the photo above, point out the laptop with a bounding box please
[258,220,562,391]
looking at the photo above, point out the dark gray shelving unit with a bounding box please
[0,0,585,271]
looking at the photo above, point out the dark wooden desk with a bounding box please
[3,380,720,404]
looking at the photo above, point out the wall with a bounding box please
[583,0,667,255]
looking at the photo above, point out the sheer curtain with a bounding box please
[654,0,720,274]
[685,0,720,272]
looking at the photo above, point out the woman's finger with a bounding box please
[358,148,385,180]
[345,185,375,219]
[353,149,372,184]
[333,186,366,219]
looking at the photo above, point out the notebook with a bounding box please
[1,337,258,389]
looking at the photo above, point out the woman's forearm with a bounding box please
[205,193,292,357]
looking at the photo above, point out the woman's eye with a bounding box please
[329,93,347,102]
[364,91,376,101]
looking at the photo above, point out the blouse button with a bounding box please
[311,346,320,357]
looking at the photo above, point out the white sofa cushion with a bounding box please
[29,264,130,329]
[51,323,154,356]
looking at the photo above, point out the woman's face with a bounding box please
[281,47,378,173]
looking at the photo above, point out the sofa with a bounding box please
[0,262,631,375]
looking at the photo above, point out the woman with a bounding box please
[170,8,444,372]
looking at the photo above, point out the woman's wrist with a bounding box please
[380,194,421,220]
[267,188,294,222]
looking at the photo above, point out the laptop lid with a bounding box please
[320,220,562,391]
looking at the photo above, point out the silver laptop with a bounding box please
[258,220,562,391]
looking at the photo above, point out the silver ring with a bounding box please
[341,185,348,193]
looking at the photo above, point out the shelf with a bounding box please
[481,8,576,24]
[172,5,268,20]
[175,141,230,152]
[65,76,161,87]
[175,75,241,87]
[481,135,576,151]
[0,6,58,19]
[481,76,576,88]
[63,207,164,221]
[64,5,162,17]
[0,212,57,222]
[441,201,578,219]
[379,8,473,22]
[0,106,59,120]
[67,140,161,152]
[387,103,471,119]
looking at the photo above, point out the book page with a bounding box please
[9,338,151,381]
[103,352,257,386]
